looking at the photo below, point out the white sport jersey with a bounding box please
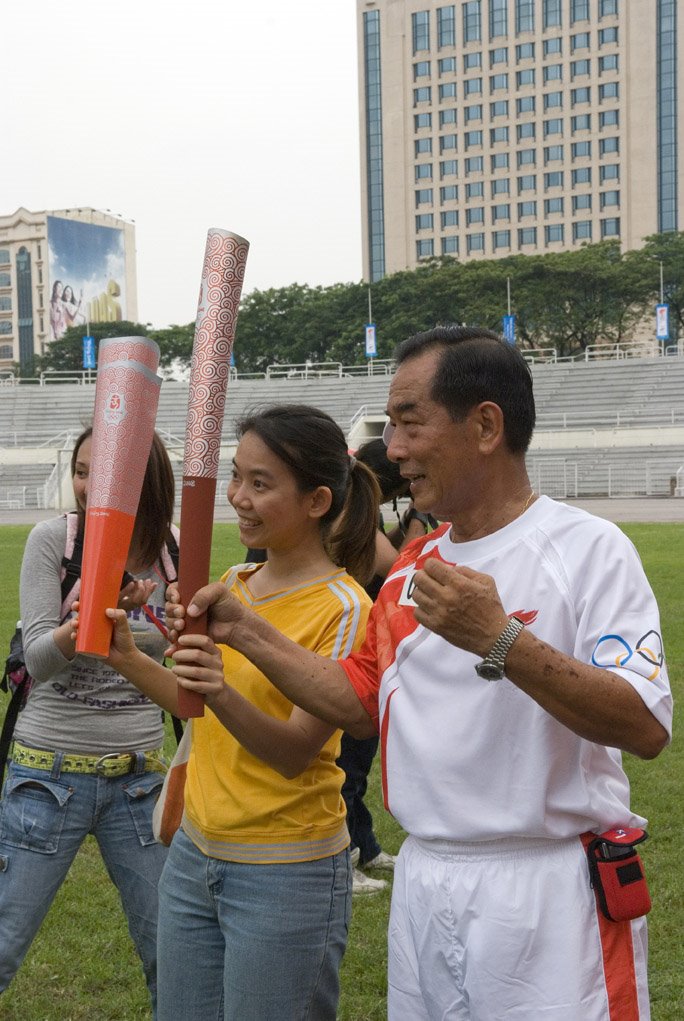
[342,496,672,842]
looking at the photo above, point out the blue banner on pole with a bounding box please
[502,314,516,345]
[655,304,669,341]
[365,323,377,358]
[82,335,96,369]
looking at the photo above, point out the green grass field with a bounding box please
[0,521,681,1020]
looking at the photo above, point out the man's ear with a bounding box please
[472,401,505,454]
[309,485,333,520]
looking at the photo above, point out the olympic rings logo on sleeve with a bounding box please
[591,630,664,681]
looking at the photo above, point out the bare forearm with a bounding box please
[114,650,179,715]
[505,630,668,759]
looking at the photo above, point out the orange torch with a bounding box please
[177,229,250,717]
[75,337,162,657]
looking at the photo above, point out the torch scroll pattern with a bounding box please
[184,230,250,479]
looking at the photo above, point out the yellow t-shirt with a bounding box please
[182,564,372,864]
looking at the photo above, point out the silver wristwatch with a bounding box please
[474,616,525,681]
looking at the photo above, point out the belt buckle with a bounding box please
[94,752,135,776]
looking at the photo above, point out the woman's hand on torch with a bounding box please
[118,577,157,611]
[166,581,247,647]
[171,634,226,705]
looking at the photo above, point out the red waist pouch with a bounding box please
[584,828,651,923]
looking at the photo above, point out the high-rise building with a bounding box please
[0,207,137,372]
[357,1,682,282]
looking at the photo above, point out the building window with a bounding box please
[515,1,535,34]
[600,190,620,208]
[600,163,619,182]
[517,121,536,140]
[442,235,459,254]
[571,58,590,77]
[440,184,458,201]
[467,232,485,253]
[571,113,591,132]
[599,136,619,155]
[415,188,434,206]
[573,193,592,211]
[491,125,509,144]
[412,11,430,53]
[466,207,485,225]
[544,64,562,83]
[544,144,564,163]
[544,197,564,215]
[464,76,483,94]
[489,0,508,38]
[440,133,458,151]
[518,226,537,246]
[414,61,431,79]
[0,272,10,287]
[463,1,482,43]
[0,343,14,356]
[363,12,386,282]
[492,203,511,222]
[0,296,12,311]
[490,99,509,118]
[438,5,457,47]
[599,109,619,128]
[465,104,483,122]
[599,82,619,101]
[465,156,484,174]
[599,0,618,15]
[573,220,592,241]
[572,166,592,185]
[571,0,590,23]
[571,86,591,105]
[440,159,459,176]
[544,38,562,57]
[544,117,563,137]
[517,148,536,167]
[516,68,535,87]
[416,213,434,231]
[439,108,457,126]
[491,152,510,170]
[599,26,618,44]
[415,113,432,130]
[439,82,457,100]
[544,171,564,188]
[545,223,565,243]
[492,178,510,196]
[601,217,620,237]
[543,0,562,28]
[414,86,432,105]
[417,239,435,258]
[415,138,433,156]
[439,57,457,74]
[518,199,537,216]
[466,181,484,198]
[465,130,483,148]
[441,209,459,228]
[493,230,511,249]
[490,73,509,90]
[416,163,433,180]
[572,140,591,159]
[516,42,535,60]
[571,31,590,50]
[518,173,537,192]
[0,322,13,335]
[490,46,508,66]
[0,250,9,265]
[464,52,482,69]
[599,54,619,74]
[544,91,563,110]
[516,95,536,114]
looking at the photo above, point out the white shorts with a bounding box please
[388,834,649,1021]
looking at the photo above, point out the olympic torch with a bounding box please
[177,229,250,717]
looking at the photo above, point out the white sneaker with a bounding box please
[362,850,397,872]
[352,868,387,896]
[349,846,360,868]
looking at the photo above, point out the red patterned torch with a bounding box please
[76,337,162,657]
[177,229,250,717]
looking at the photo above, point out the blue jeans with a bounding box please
[157,828,352,1021]
[338,733,382,866]
[0,758,167,1012]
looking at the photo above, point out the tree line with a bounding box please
[28,233,684,377]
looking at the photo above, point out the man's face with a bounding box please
[384,348,482,521]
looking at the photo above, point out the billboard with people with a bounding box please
[47,216,127,341]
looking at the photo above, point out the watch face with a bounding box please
[475,661,504,681]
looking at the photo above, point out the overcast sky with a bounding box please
[4,0,363,329]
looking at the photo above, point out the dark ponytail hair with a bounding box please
[236,404,380,584]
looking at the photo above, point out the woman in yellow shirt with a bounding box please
[103,404,380,1021]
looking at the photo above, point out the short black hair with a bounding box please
[394,324,536,453]
[355,437,410,503]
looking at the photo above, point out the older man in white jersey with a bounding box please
[169,325,671,1021]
